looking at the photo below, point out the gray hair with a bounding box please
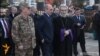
[59,4,68,10]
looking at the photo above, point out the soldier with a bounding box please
[11,3,36,56]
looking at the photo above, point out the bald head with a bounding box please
[45,4,52,9]
[45,4,53,15]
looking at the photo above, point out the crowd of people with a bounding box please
[0,2,100,56]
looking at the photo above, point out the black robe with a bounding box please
[53,16,74,56]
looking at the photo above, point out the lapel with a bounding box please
[79,16,84,22]
[44,13,53,26]
[44,13,50,19]
[0,20,3,31]
[0,19,4,37]
[74,16,79,23]
[44,13,52,22]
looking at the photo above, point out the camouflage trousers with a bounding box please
[15,48,33,56]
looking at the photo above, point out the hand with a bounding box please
[18,45,23,50]
[77,23,81,26]
[80,26,84,29]
[64,30,70,37]
[41,39,45,43]
[32,38,36,49]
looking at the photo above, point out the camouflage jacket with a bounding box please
[11,14,36,49]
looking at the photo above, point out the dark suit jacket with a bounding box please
[8,13,18,23]
[93,11,100,32]
[0,19,4,56]
[0,19,5,38]
[72,15,86,29]
[38,13,54,44]
[0,18,15,56]
[7,13,18,34]
[51,13,59,19]
[30,13,41,43]
[30,13,40,29]
[0,19,8,55]
[72,15,86,42]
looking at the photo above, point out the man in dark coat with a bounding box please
[51,7,60,18]
[72,8,90,56]
[7,6,18,56]
[7,6,18,34]
[53,4,74,56]
[92,8,100,56]
[38,4,54,56]
[30,6,41,56]
[0,8,14,56]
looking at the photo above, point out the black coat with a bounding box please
[38,13,54,44]
[0,19,4,56]
[0,19,4,38]
[51,13,59,19]
[30,13,41,43]
[53,16,74,43]
[0,18,15,56]
[72,15,86,29]
[7,13,18,35]
[53,16,74,56]
[72,15,86,43]
[93,11,100,32]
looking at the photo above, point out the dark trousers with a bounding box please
[99,38,100,56]
[73,29,86,55]
[64,38,72,56]
[33,44,40,56]
[41,42,53,56]
[54,37,72,56]
[33,38,41,56]
[96,32,100,56]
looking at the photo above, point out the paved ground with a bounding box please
[40,33,99,56]
[77,39,99,56]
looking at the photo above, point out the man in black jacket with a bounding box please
[0,8,14,56]
[8,6,18,33]
[51,7,60,18]
[72,8,90,56]
[93,7,100,56]
[38,4,54,56]
[30,6,41,56]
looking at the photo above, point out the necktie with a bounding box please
[78,16,80,21]
[0,19,8,38]
[77,16,80,21]
[3,20,9,32]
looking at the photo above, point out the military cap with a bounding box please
[19,2,30,9]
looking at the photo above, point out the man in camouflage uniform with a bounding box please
[11,3,36,56]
